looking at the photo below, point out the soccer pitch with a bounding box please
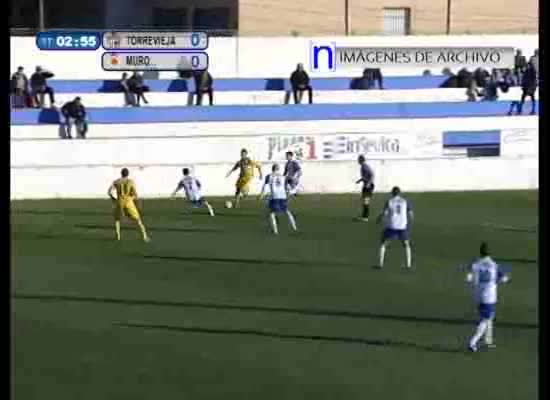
[11,191,538,400]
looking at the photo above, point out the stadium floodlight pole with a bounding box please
[446,0,452,34]
[38,0,45,32]
[345,0,350,36]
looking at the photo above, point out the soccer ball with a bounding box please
[225,201,233,209]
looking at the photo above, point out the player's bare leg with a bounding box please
[469,319,489,352]
[136,218,150,242]
[485,319,495,347]
[204,201,215,216]
[269,212,279,234]
[378,240,388,269]
[286,210,297,231]
[403,240,412,269]
[361,197,371,222]
[115,219,121,241]
[234,189,243,208]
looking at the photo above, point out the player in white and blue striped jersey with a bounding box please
[260,164,298,235]
[376,186,413,269]
[284,151,302,196]
[171,168,215,216]
[466,242,510,352]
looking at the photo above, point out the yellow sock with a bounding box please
[115,221,121,240]
[137,220,148,241]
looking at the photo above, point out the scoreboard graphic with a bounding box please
[37,31,209,71]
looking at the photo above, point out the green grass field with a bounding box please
[12,191,538,400]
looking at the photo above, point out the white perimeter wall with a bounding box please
[11,35,538,79]
[11,116,538,199]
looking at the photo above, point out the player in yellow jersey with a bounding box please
[226,148,263,208]
[108,168,150,242]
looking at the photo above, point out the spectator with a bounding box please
[30,66,55,108]
[422,69,432,76]
[10,66,29,108]
[365,68,384,89]
[466,80,479,102]
[513,49,527,84]
[456,68,473,88]
[354,69,371,90]
[354,68,384,90]
[499,68,516,87]
[472,68,489,88]
[529,49,539,80]
[61,97,87,139]
[290,63,313,104]
[193,69,214,106]
[441,67,453,76]
[178,69,193,79]
[478,75,499,102]
[440,72,459,88]
[493,69,511,93]
[128,72,149,106]
[120,72,136,106]
[508,62,537,115]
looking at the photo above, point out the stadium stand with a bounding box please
[11,101,539,125]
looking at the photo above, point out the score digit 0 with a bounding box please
[191,33,200,47]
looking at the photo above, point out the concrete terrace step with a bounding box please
[47,88,533,108]
[10,101,538,125]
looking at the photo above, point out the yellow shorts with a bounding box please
[114,200,141,221]
[236,177,253,195]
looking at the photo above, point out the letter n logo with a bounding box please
[310,42,336,72]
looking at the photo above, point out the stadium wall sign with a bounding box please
[11,127,537,168]
[11,156,538,199]
[11,131,445,168]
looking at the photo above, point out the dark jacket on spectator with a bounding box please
[521,64,538,90]
[480,78,498,101]
[440,74,459,88]
[472,68,489,88]
[178,69,194,79]
[128,73,146,91]
[193,70,213,91]
[120,74,130,92]
[290,70,310,88]
[451,68,473,88]
[514,54,527,73]
[529,55,539,78]
[30,70,54,90]
[61,100,86,120]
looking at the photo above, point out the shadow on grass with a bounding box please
[497,258,538,265]
[115,322,465,354]
[12,209,108,217]
[12,232,113,242]
[141,254,342,267]
[482,223,537,234]
[12,293,538,330]
[75,224,220,233]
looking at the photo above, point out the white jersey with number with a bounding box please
[470,256,500,304]
[264,172,288,200]
[384,195,410,230]
[178,176,202,201]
